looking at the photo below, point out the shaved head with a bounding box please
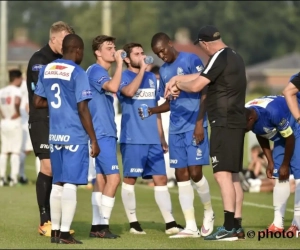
[151,32,171,48]
[62,34,84,64]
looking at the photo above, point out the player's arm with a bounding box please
[26,54,45,94]
[282,73,300,121]
[256,135,274,166]
[197,86,207,125]
[11,96,21,119]
[33,74,48,108]
[102,50,124,93]
[78,100,97,143]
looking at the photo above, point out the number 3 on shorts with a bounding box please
[51,83,61,108]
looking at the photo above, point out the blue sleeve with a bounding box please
[269,109,290,132]
[89,67,110,93]
[34,70,46,98]
[75,70,93,103]
[158,70,165,98]
[189,54,204,74]
[119,72,131,91]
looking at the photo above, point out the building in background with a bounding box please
[7,28,40,73]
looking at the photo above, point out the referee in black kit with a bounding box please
[26,21,75,237]
[164,25,247,241]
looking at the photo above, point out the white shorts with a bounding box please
[22,123,33,152]
[1,120,22,154]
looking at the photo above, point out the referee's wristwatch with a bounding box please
[297,117,300,124]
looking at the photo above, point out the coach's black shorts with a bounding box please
[28,121,50,160]
[210,126,245,173]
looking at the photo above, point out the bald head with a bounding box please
[62,34,84,64]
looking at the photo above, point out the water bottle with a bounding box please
[144,56,154,64]
[121,51,127,59]
[31,82,36,91]
[138,104,149,120]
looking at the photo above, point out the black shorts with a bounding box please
[28,121,50,160]
[210,127,245,173]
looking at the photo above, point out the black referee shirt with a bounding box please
[26,44,62,122]
[290,73,300,90]
[200,47,247,129]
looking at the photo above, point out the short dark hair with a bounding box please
[122,42,143,67]
[9,69,22,83]
[92,35,116,58]
[151,32,171,48]
[62,34,84,54]
[150,65,160,75]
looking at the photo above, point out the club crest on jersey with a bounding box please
[196,148,202,157]
[177,67,184,75]
[196,65,204,72]
[32,64,44,71]
[149,79,155,88]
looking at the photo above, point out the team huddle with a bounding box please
[1,20,300,244]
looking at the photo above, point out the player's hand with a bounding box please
[193,123,205,145]
[114,50,125,65]
[279,164,289,181]
[139,55,148,70]
[266,163,274,179]
[90,140,100,158]
[161,138,169,154]
[164,80,180,100]
[138,107,153,119]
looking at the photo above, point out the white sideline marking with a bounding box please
[137,184,294,213]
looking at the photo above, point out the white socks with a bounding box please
[122,182,137,223]
[61,184,77,232]
[292,179,300,228]
[192,176,213,216]
[273,179,290,228]
[178,180,197,231]
[154,185,174,223]
[19,152,26,178]
[0,154,7,179]
[50,184,63,230]
[92,192,102,225]
[101,195,115,225]
[10,154,20,184]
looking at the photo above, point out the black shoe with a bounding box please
[59,235,82,244]
[50,230,60,243]
[19,176,28,185]
[90,228,120,239]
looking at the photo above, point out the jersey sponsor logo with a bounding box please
[32,64,44,71]
[196,65,204,72]
[245,98,274,108]
[82,90,92,98]
[51,144,79,152]
[130,168,143,173]
[49,134,70,142]
[132,88,155,100]
[40,144,49,149]
[149,79,155,88]
[177,67,184,75]
[0,97,11,105]
[44,63,74,81]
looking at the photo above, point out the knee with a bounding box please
[175,168,190,182]
[107,173,121,187]
[123,177,136,185]
[189,167,203,182]
[40,159,52,176]
[153,175,167,186]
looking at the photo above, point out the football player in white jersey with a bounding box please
[19,79,34,184]
[0,69,23,186]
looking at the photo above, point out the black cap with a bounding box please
[193,25,221,45]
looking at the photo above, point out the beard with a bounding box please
[130,62,140,69]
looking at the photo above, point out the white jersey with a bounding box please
[0,85,22,128]
[20,80,29,125]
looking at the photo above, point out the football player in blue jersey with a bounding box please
[117,42,183,235]
[86,35,124,239]
[33,34,100,244]
[145,32,214,238]
[245,95,300,236]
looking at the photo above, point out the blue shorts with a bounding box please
[169,129,210,168]
[273,137,300,179]
[120,144,166,179]
[50,144,89,185]
[95,137,119,175]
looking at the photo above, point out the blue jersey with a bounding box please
[117,70,160,144]
[159,52,207,134]
[34,59,92,145]
[245,95,300,141]
[86,64,117,139]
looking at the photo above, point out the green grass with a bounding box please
[0,148,299,249]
